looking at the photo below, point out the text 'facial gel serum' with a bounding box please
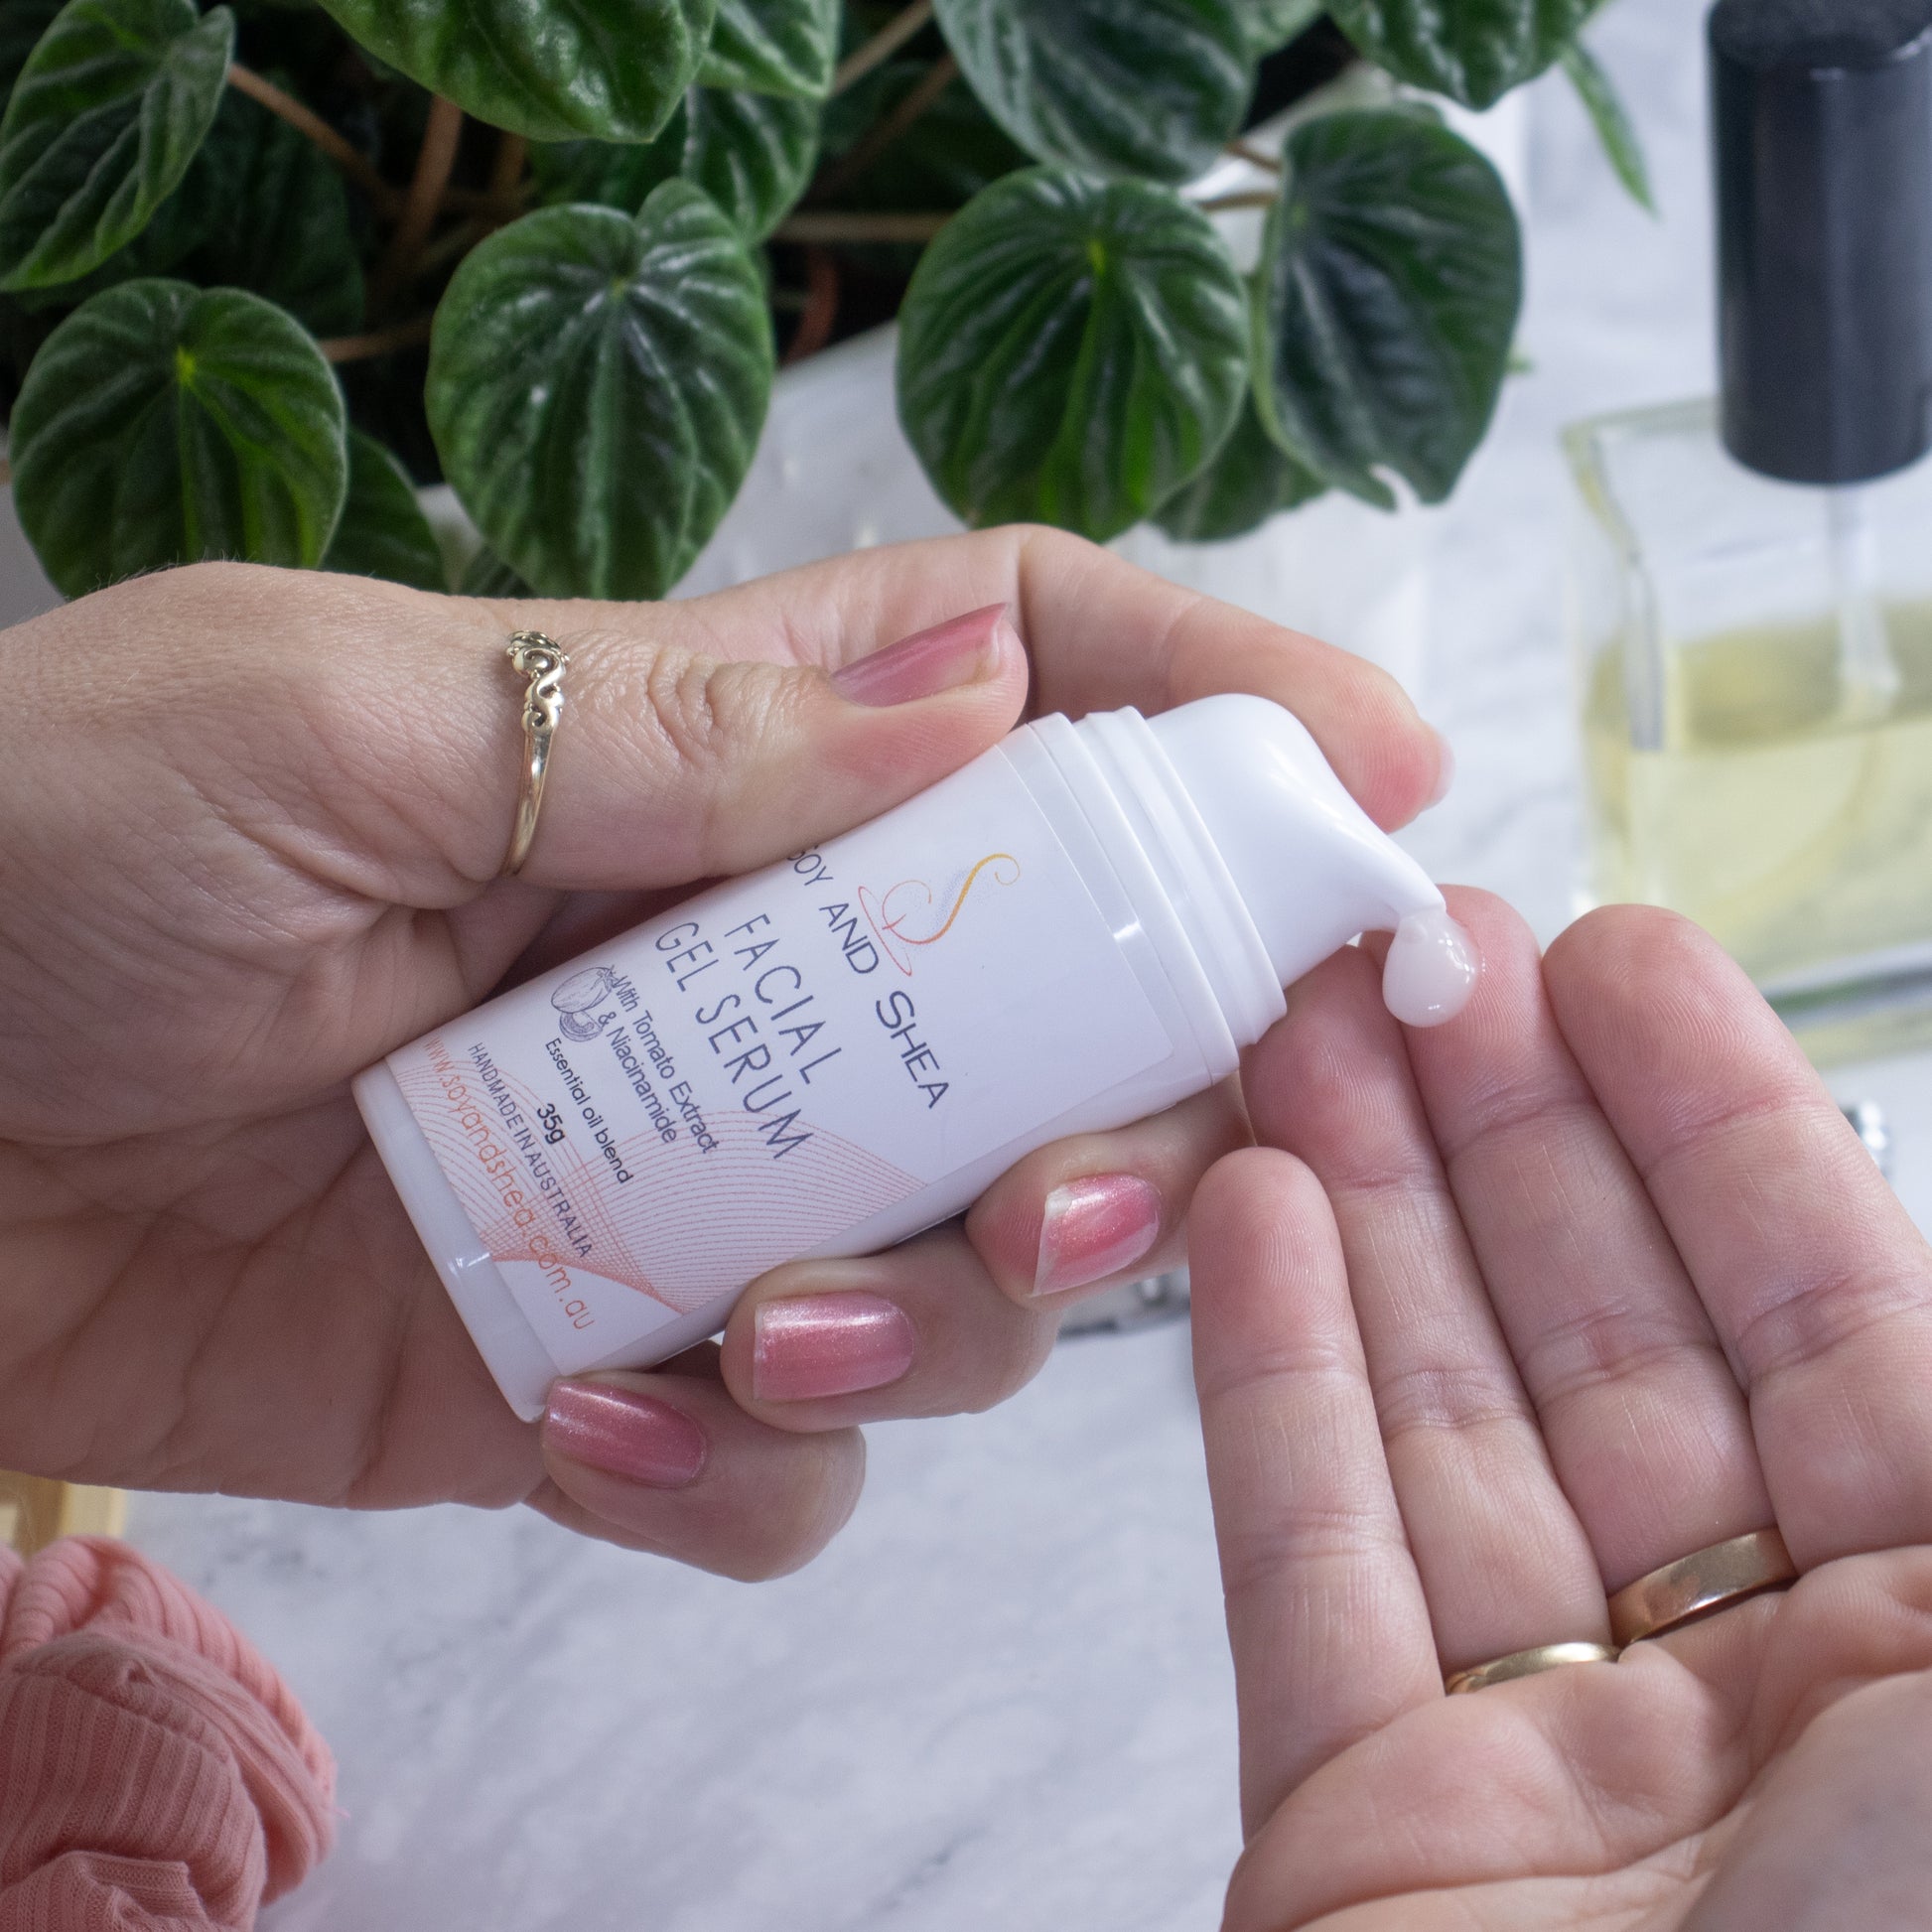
[355,694,1477,1416]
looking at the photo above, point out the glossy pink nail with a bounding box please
[752,1292,916,1402]
[830,605,1011,707]
[542,1382,708,1488]
[1035,1173,1163,1296]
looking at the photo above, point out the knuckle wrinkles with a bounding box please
[1195,1335,1362,1408]
[1438,1081,1597,1172]
[1731,1268,1930,1389]
[638,648,731,771]
[1520,1307,1721,1411]
[1218,1509,1409,1595]
[1370,1357,1531,1446]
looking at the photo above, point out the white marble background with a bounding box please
[114,2,1932,1926]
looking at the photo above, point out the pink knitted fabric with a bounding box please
[0,1538,334,1932]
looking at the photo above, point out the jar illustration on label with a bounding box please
[549,966,619,1040]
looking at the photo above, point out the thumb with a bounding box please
[149,566,1031,901]
[405,594,1031,896]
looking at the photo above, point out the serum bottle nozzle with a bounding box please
[1143,694,1478,1028]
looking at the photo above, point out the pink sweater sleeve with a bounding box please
[0,1538,335,1932]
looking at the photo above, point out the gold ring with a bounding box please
[502,630,568,877]
[1607,1528,1797,1647]
[1444,1640,1618,1696]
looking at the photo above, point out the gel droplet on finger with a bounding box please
[1382,906,1479,1027]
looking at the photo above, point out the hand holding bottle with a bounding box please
[1191,892,1932,1929]
[0,531,1443,1578]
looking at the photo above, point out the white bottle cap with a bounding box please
[1144,694,1447,992]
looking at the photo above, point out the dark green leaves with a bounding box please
[533,84,818,241]
[1328,0,1598,109]
[323,430,445,589]
[1253,110,1520,507]
[1561,39,1651,212]
[187,92,363,334]
[428,186,772,600]
[0,0,234,289]
[931,0,1253,182]
[1245,0,1325,56]
[10,278,348,595]
[315,0,715,141]
[1155,396,1324,540]
[897,167,1248,540]
[0,0,64,105]
[700,0,837,98]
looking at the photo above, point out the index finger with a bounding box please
[1190,1147,1441,1835]
[536,524,1445,832]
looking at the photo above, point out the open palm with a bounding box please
[1192,894,1932,1930]
[0,537,1436,1579]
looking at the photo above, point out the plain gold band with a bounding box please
[1444,1640,1618,1696]
[1608,1528,1798,1648]
[502,631,568,877]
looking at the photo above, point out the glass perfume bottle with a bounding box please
[1566,0,1932,1062]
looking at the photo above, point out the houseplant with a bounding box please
[0,0,1646,604]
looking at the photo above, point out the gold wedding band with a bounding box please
[1444,1640,1618,1696]
[502,630,568,877]
[1607,1527,1797,1647]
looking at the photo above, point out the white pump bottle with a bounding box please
[355,693,1474,1417]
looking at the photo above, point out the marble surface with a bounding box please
[112,3,1932,1926]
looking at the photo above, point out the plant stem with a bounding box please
[774,210,952,243]
[486,130,529,212]
[228,64,400,215]
[1195,189,1280,212]
[371,95,465,312]
[317,316,436,363]
[831,0,934,95]
[782,247,840,366]
[813,54,956,198]
[1223,137,1284,174]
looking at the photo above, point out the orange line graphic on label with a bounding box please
[860,852,1021,973]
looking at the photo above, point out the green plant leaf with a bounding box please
[458,543,534,597]
[897,167,1248,540]
[931,0,1253,182]
[322,429,445,589]
[1560,38,1652,212]
[1328,0,1596,109]
[1253,109,1520,508]
[1245,0,1325,56]
[1154,393,1325,540]
[428,186,773,600]
[700,0,836,98]
[0,0,233,290]
[184,92,363,335]
[9,278,347,594]
[0,0,64,105]
[314,0,715,142]
[532,84,818,241]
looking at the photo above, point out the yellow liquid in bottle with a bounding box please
[1584,604,1932,1053]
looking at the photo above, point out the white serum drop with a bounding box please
[1382,906,1480,1027]
[356,691,1479,1418]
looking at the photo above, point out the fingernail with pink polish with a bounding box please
[542,1382,708,1488]
[830,605,1013,708]
[1035,1174,1163,1297]
[753,1292,916,1402]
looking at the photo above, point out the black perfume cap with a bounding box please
[1710,0,1932,484]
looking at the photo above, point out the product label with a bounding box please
[387,749,1171,1374]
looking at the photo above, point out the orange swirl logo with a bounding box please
[859,852,1021,975]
